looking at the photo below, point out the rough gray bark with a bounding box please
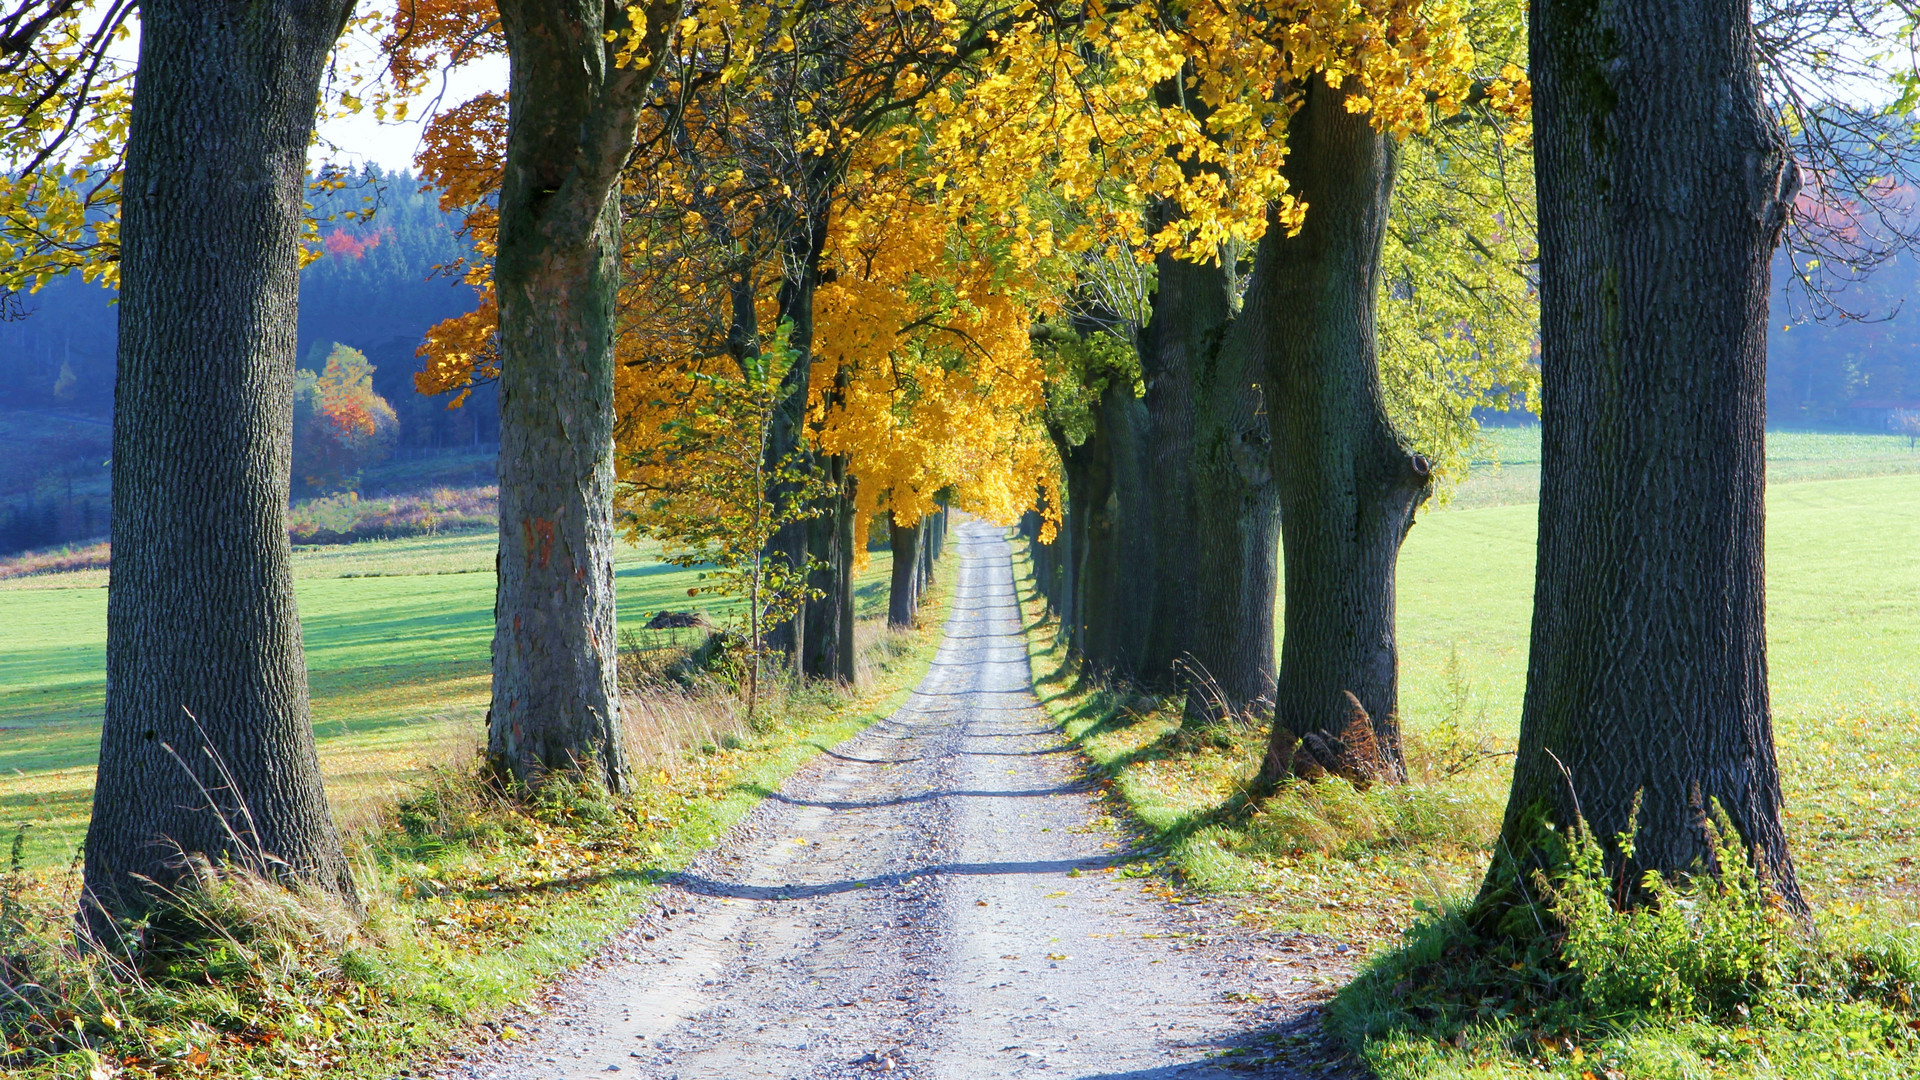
[797,461,856,683]
[1481,0,1803,912]
[84,0,357,935]
[913,515,932,601]
[1251,77,1430,794]
[1184,317,1280,722]
[1052,428,1092,657]
[488,1,677,793]
[888,513,921,628]
[1137,253,1223,683]
[1136,245,1279,721]
[1074,381,1153,675]
[833,472,857,678]
[1029,487,1073,629]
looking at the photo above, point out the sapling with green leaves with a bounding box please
[621,328,827,727]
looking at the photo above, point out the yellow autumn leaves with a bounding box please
[394,0,1533,540]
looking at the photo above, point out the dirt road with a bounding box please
[435,520,1348,1079]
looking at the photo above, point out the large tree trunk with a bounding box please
[833,471,858,678]
[488,1,676,793]
[1035,448,1079,634]
[798,461,856,682]
[1137,254,1222,683]
[85,0,357,936]
[888,512,920,628]
[1139,246,1278,720]
[1251,77,1431,794]
[913,515,932,602]
[1184,325,1280,722]
[1480,0,1803,914]
[1056,429,1098,657]
[1074,380,1153,675]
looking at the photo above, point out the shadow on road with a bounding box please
[670,854,1124,901]
[728,778,1093,812]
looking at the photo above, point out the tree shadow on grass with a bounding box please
[452,866,658,902]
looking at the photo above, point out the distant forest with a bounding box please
[0,167,493,440]
[0,168,493,553]
[1769,249,1920,426]
[4,167,1920,555]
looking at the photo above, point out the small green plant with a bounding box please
[1332,810,1920,1078]
[1416,645,1507,781]
[1551,814,1793,1020]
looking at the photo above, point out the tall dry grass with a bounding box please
[615,618,919,768]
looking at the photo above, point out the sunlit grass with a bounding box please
[1449,426,1920,509]
[1017,467,1920,950]
[0,532,899,868]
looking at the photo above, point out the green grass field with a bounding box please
[1394,467,1920,915]
[0,535,898,868]
[1450,426,1920,508]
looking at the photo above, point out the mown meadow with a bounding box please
[1022,429,1920,1077]
[0,533,904,871]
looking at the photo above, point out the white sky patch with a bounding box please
[73,6,509,177]
[314,26,508,175]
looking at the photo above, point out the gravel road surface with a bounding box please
[432,520,1351,1079]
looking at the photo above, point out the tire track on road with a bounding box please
[435,519,1346,1080]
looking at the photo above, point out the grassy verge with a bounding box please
[1009,538,1502,949]
[0,532,905,871]
[1329,827,1920,1080]
[0,550,953,1080]
[1006,465,1920,1078]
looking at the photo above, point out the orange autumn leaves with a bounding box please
[397,0,1526,533]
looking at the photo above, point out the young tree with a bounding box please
[83,0,359,936]
[621,335,822,726]
[1478,0,1805,915]
[294,344,400,494]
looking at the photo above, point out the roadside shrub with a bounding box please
[1332,815,1920,1077]
[1552,820,1794,1019]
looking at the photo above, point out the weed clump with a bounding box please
[1332,817,1920,1077]
[1238,779,1499,860]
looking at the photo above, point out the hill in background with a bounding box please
[0,168,495,554]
